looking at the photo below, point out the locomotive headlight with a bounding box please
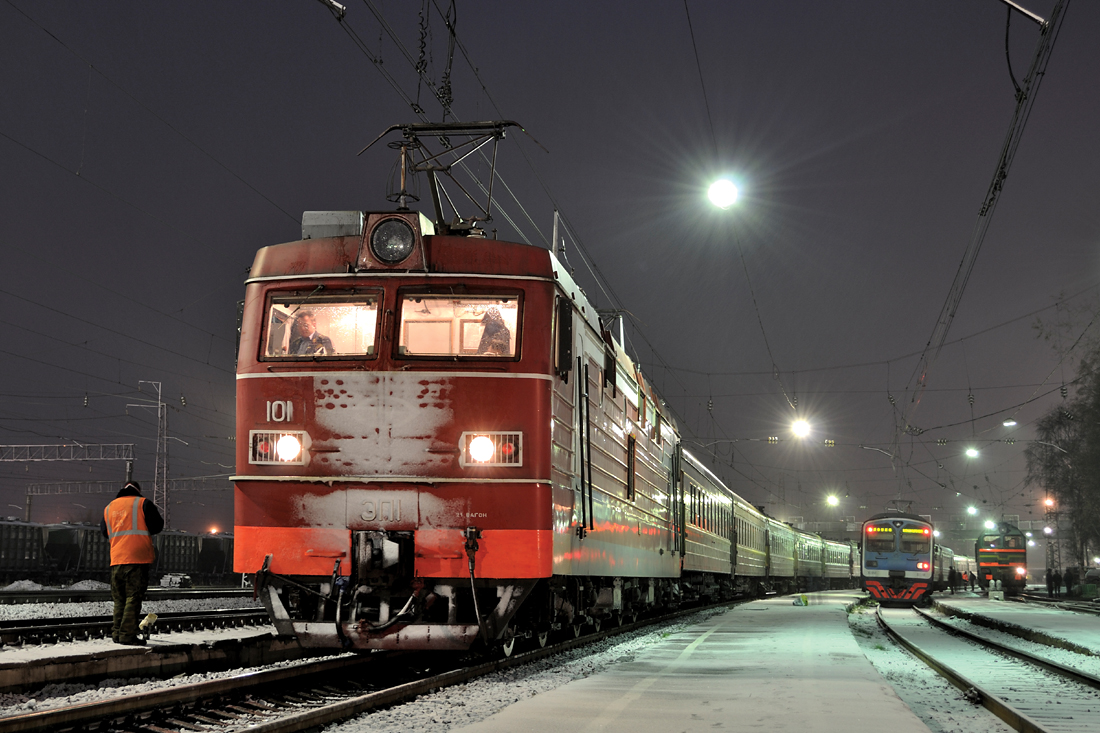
[468,435,496,463]
[1015,566,1027,575]
[276,434,303,461]
[460,431,523,467]
[250,429,309,465]
[370,218,416,263]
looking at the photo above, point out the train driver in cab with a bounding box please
[289,310,334,356]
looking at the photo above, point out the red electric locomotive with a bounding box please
[234,122,688,652]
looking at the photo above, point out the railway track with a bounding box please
[0,609,270,646]
[1017,593,1100,617]
[0,587,253,605]
[876,606,1100,733]
[0,600,741,732]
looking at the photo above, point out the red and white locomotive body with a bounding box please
[234,209,681,651]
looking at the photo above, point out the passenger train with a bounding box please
[232,121,855,654]
[860,512,934,605]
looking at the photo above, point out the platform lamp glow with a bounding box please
[707,179,739,209]
[967,506,978,515]
[791,419,811,439]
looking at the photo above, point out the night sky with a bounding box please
[1,1,1097,543]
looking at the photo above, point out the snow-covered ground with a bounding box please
[0,597,1079,732]
[0,608,726,723]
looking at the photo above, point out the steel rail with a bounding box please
[875,607,1097,733]
[0,609,269,646]
[0,654,372,733]
[0,587,253,605]
[0,598,747,733]
[1017,593,1100,617]
[913,605,1100,688]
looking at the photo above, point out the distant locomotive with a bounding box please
[861,512,934,605]
[975,521,1027,594]
[233,121,855,655]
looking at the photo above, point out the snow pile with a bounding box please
[65,580,111,591]
[1,581,49,592]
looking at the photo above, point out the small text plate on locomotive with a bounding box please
[346,488,418,530]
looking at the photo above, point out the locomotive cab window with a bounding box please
[900,527,930,554]
[865,526,895,554]
[264,292,381,358]
[397,294,520,358]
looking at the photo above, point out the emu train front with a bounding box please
[860,512,933,605]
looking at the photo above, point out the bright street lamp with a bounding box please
[826,495,839,507]
[708,179,739,209]
[967,506,978,515]
[792,419,811,438]
[984,520,996,530]
[1002,418,1017,427]
[965,447,980,458]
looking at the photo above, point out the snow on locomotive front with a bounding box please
[232,208,560,650]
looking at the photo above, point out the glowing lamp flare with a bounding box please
[826,495,839,506]
[707,179,739,209]
[1015,567,1027,576]
[792,419,811,438]
[468,435,496,463]
[276,434,302,461]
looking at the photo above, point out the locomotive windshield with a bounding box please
[980,533,1024,549]
[264,292,381,358]
[398,295,519,357]
[864,526,895,553]
[900,527,930,554]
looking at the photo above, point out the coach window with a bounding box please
[264,292,381,358]
[397,294,520,358]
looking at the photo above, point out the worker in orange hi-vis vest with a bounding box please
[100,481,164,645]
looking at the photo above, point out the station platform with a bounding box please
[0,626,291,692]
[454,590,931,733]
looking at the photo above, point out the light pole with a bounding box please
[1044,496,1061,578]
